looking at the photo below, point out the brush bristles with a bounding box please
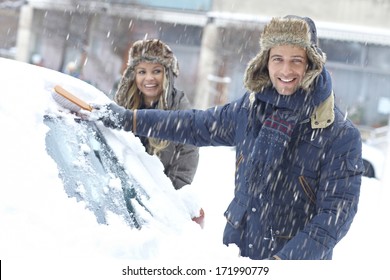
[51,90,81,112]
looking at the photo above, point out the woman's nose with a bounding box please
[145,73,154,80]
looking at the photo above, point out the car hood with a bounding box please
[0,58,201,258]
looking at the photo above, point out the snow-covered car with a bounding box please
[362,142,385,179]
[0,58,202,258]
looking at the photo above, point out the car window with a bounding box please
[44,115,150,229]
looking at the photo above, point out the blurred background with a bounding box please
[1,0,390,149]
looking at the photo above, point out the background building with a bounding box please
[1,0,390,129]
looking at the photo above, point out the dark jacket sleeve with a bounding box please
[133,95,249,147]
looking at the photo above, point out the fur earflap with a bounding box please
[244,16,326,96]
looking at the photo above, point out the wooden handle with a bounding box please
[54,85,93,112]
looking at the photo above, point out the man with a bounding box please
[94,16,364,260]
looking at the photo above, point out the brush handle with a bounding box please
[54,85,93,112]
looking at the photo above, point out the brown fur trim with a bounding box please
[128,39,179,77]
[244,17,326,96]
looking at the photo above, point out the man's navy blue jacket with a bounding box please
[130,75,364,259]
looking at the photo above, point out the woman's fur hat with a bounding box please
[127,39,179,77]
[244,16,326,94]
[115,39,179,105]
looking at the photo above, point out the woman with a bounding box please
[114,39,199,190]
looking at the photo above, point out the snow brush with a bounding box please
[51,85,93,112]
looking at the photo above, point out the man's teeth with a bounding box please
[280,78,293,82]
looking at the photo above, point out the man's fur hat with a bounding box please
[115,39,179,105]
[244,16,326,94]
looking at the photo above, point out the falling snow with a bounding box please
[0,57,389,279]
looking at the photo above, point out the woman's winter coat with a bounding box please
[130,67,364,260]
[141,88,199,190]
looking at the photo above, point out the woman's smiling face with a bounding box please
[267,45,308,95]
[135,62,165,104]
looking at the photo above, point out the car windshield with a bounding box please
[44,115,150,229]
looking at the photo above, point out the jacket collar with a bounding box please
[310,92,334,129]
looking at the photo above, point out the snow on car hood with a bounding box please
[0,58,202,258]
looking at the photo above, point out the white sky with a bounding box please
[1,58,389,279]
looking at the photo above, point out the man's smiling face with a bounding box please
[267,45,308,95]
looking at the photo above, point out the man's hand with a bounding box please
[91,103,133,131]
